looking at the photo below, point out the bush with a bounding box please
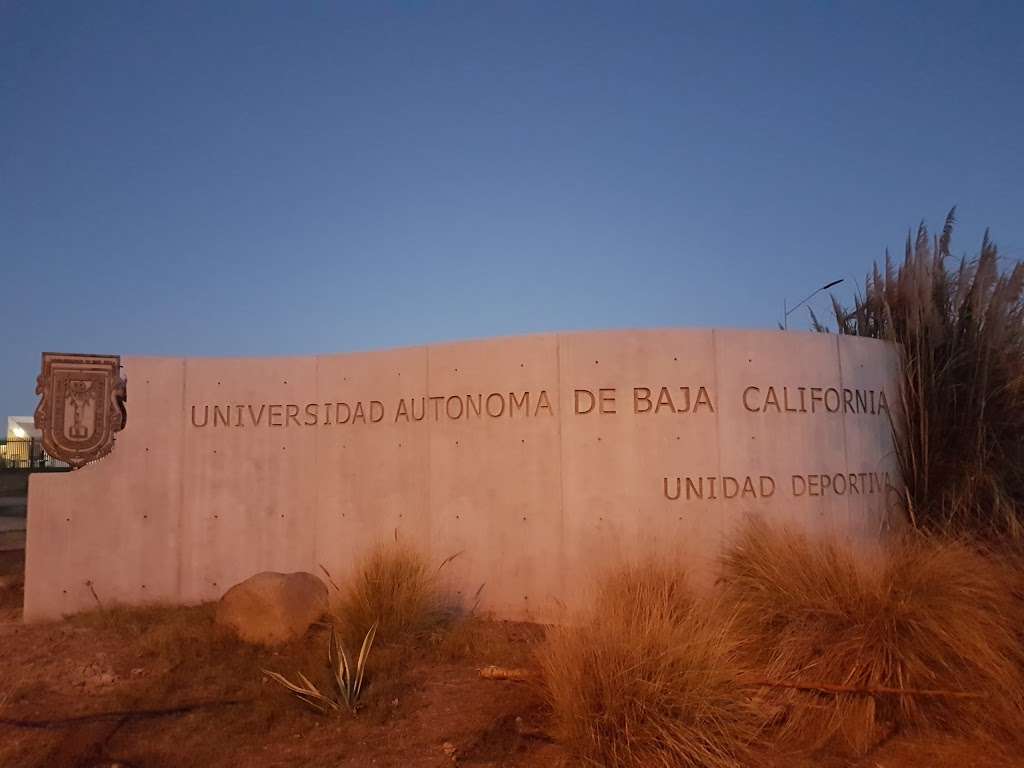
[818,208,1024,537]
[332,543,444,648]
[537,561,762,768]
[719,517,1024,755]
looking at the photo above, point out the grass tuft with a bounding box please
[69,603,231,663]
[719,517,1024,755]
[331,543,446,648]
[538,561,762,768]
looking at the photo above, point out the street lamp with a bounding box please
[783,279,844,330]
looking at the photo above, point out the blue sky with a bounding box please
[3,1,1023,416]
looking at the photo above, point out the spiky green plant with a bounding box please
[815,208,1024,537]
[330,621,377,713]
[264,622,378,715]
[262,668,340,715]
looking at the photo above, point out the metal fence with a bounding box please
[0,438,70,470]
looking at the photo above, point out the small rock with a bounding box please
[78,662,118,688]
[215,571,328,646]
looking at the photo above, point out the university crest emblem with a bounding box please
[34,353,127,468]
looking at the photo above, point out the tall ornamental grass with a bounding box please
[816,208,1024,537]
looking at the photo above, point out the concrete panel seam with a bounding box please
[176,357,187,599]
[554,333,567,603]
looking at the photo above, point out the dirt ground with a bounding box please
[0,552,1019,768]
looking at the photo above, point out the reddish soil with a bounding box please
[0,552,1019,768]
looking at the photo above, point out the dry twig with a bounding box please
[747,679,984,700]
[479,665,534,682]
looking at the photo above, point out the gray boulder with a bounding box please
[215,571,328,646]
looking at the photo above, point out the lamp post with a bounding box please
[783,279,844,330]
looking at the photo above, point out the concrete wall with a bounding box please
[24,329,902,622]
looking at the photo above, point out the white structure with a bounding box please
[6,416,39,441]
[2,416,41,468]
[25,329,902,622]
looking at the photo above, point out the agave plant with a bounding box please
[262,667,340,715]
[263,622,378,715]
[330,621,377,713]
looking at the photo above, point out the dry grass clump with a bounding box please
[593,560,693,623]
[331,542,446,648]
[720,517,1024,755]
[69,603,230,663]
[538,562,762,768]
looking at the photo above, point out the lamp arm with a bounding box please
[785,287,825,318]
[785,279,844,320]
